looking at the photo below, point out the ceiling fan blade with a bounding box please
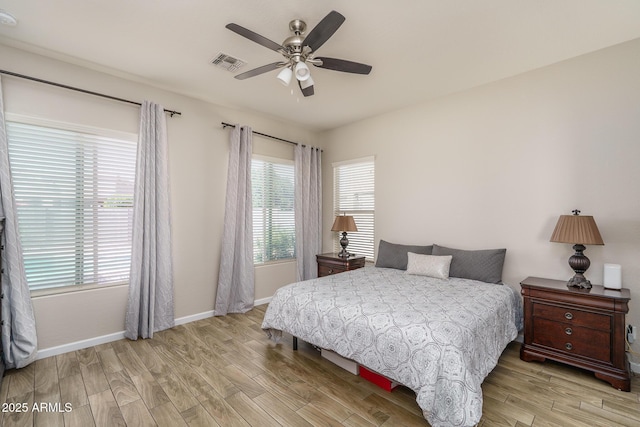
[226,23,284,52]
[303,10,345,52]
[314,57,372,75]
[298,81,314,97]
[234,62,283,80]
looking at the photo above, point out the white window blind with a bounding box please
[333,157,375,260]
[6,120,137,291]
[252,156,295,264]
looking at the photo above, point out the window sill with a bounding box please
[30,281,129,298]
[254,258,296,268]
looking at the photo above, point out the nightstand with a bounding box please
[316,252,365,277]
[520,276,631,391]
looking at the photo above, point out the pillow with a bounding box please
[406,253,452,279]
[431,244,506,284]
[375,240,433,270]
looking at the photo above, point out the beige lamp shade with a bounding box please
[550,214,604,245]
[331,215,358,232]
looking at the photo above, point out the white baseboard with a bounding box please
[35,298,272,360]
[174,310,215,326]
[36,331,126,360]
[254,296,272,306]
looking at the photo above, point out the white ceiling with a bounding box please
[1,0,640,131]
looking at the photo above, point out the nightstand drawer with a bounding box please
[318,264,346,276]
[316,253,366,278]
[532,317,611,362]
[533,303,610,331]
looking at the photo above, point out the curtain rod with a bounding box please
[0,69,182,117]
[221,122,321,151]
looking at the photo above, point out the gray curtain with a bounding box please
[215,125,254,315]
[125,101,174,340]
[294,145,322,281]
[0,76,38,368]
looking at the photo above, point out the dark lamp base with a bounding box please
[566,244,592,290]
[567,273,592,289]
[338,231,350,258]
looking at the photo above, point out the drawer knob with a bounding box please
[564,312,573,320]
[328,268,333,274]
[565,327,573,335]
[565,343,573,351]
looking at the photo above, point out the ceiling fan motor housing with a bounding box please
[283,19,307,60]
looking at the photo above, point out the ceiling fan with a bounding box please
[226,10,372,97]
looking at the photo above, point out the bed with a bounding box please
[261,242,523,427]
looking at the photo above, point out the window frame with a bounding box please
[251,154,296,265]
[332,156,375,261]
[5,113,138,295]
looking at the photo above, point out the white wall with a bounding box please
[321,39,640,359]
[0,44,317,350]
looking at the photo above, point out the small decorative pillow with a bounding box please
[406,252,453,279]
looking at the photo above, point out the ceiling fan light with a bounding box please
[276,67,292,86]
[0,10,17,26]
[295,62,311,81]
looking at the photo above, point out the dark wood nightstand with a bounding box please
[520,276,631,391]
[316,252,365,277]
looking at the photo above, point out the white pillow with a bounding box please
[406,252,453,279]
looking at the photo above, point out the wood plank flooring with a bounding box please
[0,304,638,426]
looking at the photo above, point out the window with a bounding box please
[6,119,137,291]
[251,156,295,263]
[333,157,375,260]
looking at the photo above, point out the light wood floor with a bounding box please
[1,304,638,427]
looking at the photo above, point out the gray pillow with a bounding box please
[431,244,506,284]
[375,240,433,270]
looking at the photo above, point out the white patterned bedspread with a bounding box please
[261,266,523,427]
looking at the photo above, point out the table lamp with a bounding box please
[550,209,604,289]
[331,215,358,258]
